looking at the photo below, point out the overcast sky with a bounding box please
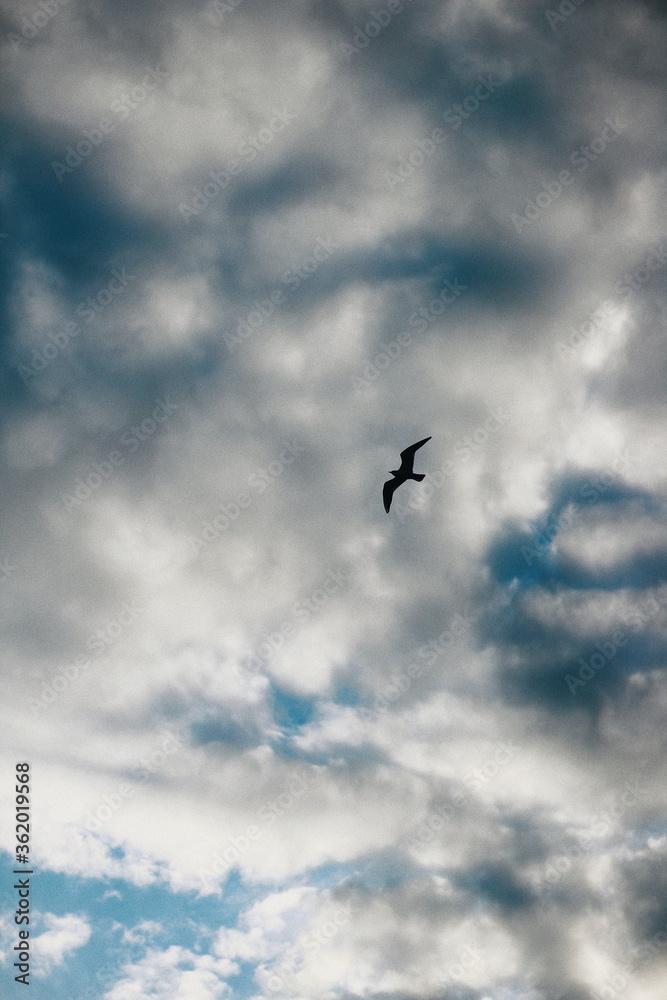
[1,1,666,999]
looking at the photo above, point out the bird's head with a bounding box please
[390,469,399,476]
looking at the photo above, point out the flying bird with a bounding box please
[383,437,431,512]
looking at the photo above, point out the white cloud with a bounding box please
[1,1,666,998]
[103,946,237,1000]
[32,913,91,977]
[120,920,164,945]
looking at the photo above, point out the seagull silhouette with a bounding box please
[383,437,431,512]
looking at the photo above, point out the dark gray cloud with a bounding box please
[1,1,666,998]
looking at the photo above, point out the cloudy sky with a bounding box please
[1,1,666,998]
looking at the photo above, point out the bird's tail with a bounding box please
[413,473,425,481]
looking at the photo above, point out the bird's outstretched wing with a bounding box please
[383,478,398,513]
[399,436,431,465]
